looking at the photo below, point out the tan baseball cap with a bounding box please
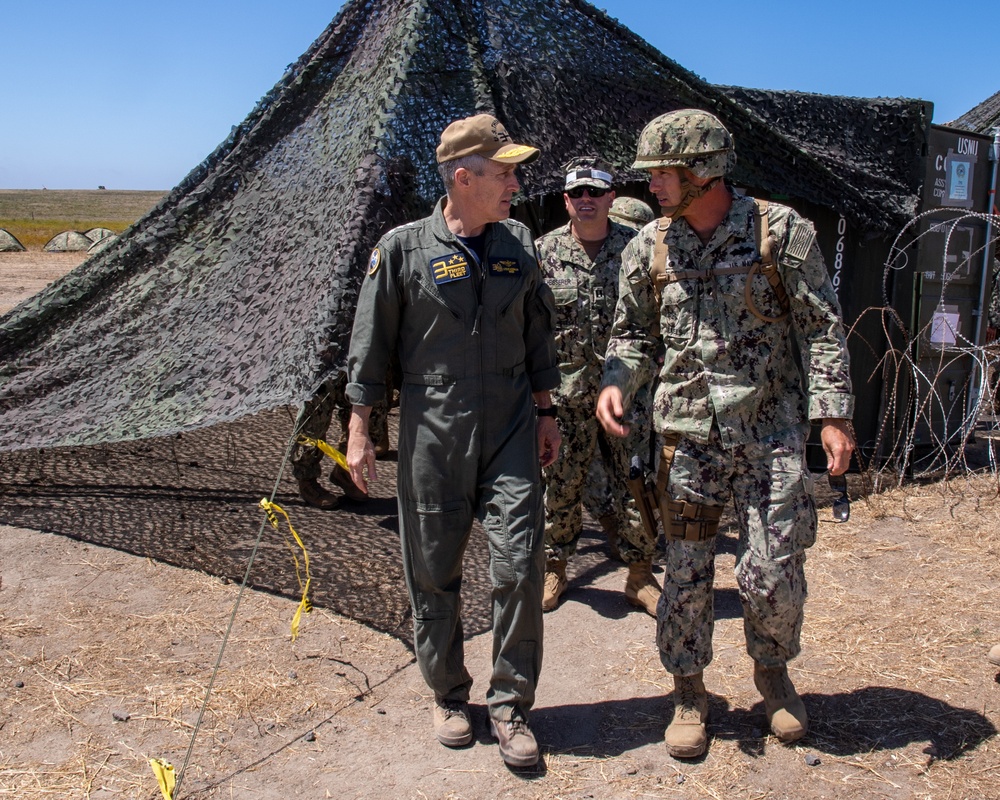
[436,114,540,165]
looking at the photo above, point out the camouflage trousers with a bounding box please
[543,402,657,564]
[290,373,388,481]
[584,382,656,525]
[656,423,816,676]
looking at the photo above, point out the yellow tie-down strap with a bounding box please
[296,435,348,471]
[260,499,313,641]
[149,758,176,800]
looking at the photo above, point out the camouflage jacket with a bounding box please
[603,193,854,447]
[536,220,637,409]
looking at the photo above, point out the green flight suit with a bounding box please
[346,199,558,720]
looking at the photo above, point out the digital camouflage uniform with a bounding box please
[581,378,654,542]
[537,220,657,564]
[346,198,558,722]
[603,192,854,675]
[585,196,657,533]
[290,371,389,482]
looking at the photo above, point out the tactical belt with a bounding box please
[654,432,723,542]
[402,363,524,385]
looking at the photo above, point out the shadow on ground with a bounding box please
[528,686,995,763]
[0,407,619,648]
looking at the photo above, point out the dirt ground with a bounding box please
[0,252,88,315]
[2,255,1000,800]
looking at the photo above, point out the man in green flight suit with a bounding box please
[344,114,560,768]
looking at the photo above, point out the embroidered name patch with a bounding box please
[431,252,470,284]
[489,258,521,276]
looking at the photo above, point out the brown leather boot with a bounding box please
[330,465,369,502]
[598,514,623,561]
[297,478,340,510]
[490,710,539,767]
[664,672,708,758]
[542,559,567,612]
[624,560,660,616]
[754,662,808,742]
[432,699,472,747]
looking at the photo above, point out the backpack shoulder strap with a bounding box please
[745,198,790,323]
[649,218,671,306]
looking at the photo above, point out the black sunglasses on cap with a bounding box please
[566,186,609,199]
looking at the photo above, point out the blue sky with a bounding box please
[3,0,996,190]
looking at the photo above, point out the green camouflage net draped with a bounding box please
[0,0,928,453]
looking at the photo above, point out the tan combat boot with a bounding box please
[989,644,1000,666]
[598,514,623,561]
[624,560,660,616]
[330,465,369,502]
[432,698,472,747]
[542,559,567,612]
[754,662,808,742]
[297,477,340,510]
[664,672,709,758]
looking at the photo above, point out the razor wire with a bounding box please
[849,208,1000,492]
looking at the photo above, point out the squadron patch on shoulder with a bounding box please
[368,247,382,277]
[431,252,470,284]
[488,258,521,277]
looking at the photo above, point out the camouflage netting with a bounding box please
[950,89,1000,133]
[720,88,931,221]
[0,0,930,453]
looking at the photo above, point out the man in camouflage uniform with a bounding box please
[597,110,855,758]
[291,372,388,507]
[584,195,658,553]
[536,158,660,616]
[345,114,560,768]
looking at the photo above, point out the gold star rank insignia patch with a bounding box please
[431,252,470,284]
[368,248,382,277]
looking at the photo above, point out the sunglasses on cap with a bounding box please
[566,186,609,199]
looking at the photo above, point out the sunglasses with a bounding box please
[566,186,609,199]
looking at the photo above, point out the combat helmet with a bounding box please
[608,197,655,230]
[632,109,736,179]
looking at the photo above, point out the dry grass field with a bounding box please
[0,189,165,250]
[1,191,999,798]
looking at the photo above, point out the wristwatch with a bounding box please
[536,406,558,418]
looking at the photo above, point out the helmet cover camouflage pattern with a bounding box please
[561,155,614,191]
[608,197,655,229]
[632,109,736,179]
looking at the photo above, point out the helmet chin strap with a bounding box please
[661,175,721,220]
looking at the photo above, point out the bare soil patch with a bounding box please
[0,252,87,315]
[1,255,999,799]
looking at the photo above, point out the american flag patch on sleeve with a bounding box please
[784,221,815,263]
